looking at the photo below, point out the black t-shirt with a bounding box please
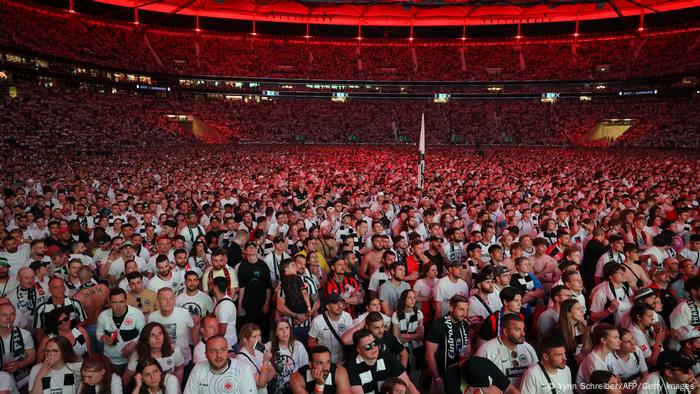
[377,332,404,359]
[427,251,445,277]
[347,352,405,393]
[292,189,308,211]
[226,242,243,269]
[238,260,272,313]
[461,356,511,391]
[426,316,469,376]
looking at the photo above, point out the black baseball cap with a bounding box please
[657,350,694,371]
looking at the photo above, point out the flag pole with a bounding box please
[418,113,425,191]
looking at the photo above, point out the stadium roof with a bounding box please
[93,0,700,26]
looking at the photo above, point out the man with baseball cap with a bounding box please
[636,350,699,394]
[308,293,353,364]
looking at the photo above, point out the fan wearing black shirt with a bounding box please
[340,312,408,367]
[346,329,419,394]
[426,294,471,394]
[237,241,272,341]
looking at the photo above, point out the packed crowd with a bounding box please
[2,82,699,149]
[1,2,700,81]
[0,83,196,154]
[0,143,698,394]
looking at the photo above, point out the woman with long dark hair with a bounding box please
[28,336,82,394]
[37,306,92,361]
[551,299,593,378]
[391,289,424,380]
[79,354,123,394]
[131,357,180,394]
[187,240,211,275]
[265,319,309,394]
[122,322,184,387]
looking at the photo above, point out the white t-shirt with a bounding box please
[28,362,82,394]
[148,271,184,295]
[0,371,19,394]
[469,292,502,321]
[367,270,390,292]
[127,347,185,375]
[235,348,267,394]
[589,281,632,325]
[308,312,353,364]
[575,351,614,393]
[176,290,214,318]
[214,297,238,349]
[264,341,309,389]
[108,256,148,278]
[184,358,256,394]
[475,338,538,389]
[608,349,648,383]
[628,324,661,358]
[434,276,469,318]
[1,244,31,278]
[1,327,34,387]
[192,341,207,365]
[75,373,122,394]
[148,308,195,364]
[520,363,573,394]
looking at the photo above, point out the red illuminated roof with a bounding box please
[93,0,700,26]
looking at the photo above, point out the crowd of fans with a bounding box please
[0,140,698,394]
[1,2,700,81]
[1,82,699,149]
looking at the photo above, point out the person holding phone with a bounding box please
[235,323,277,394]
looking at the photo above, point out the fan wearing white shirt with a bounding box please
[521,336,573,394]
[264,236,290,288]
[148,255,184,295]
[589,262,633,326]
[468,269,502,325]
[433,262,469,319]
[475,314,538,390]
[609,328,648,385]
[575,323,620,394]
[184,336,257,394]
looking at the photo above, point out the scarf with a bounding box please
[688,298,700,326]
[444,315,467,368]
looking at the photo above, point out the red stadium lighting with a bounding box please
[409,36,414,41]
[304,34,311,38]
[515,35,522,39]
[356,36,362,40]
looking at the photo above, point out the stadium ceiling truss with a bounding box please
[90,0,700,26]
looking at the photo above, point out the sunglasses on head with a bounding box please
[362,341,378,351]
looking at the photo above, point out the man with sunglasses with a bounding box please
[637,350,700,394]
[346,329,419,394]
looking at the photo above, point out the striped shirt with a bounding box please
[34,297,86,330]
[347,353,405,394]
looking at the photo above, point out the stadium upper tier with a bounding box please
[1,2,700,82]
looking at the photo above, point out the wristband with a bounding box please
[314,384,325,392]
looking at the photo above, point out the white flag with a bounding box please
[418,113,425,190]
